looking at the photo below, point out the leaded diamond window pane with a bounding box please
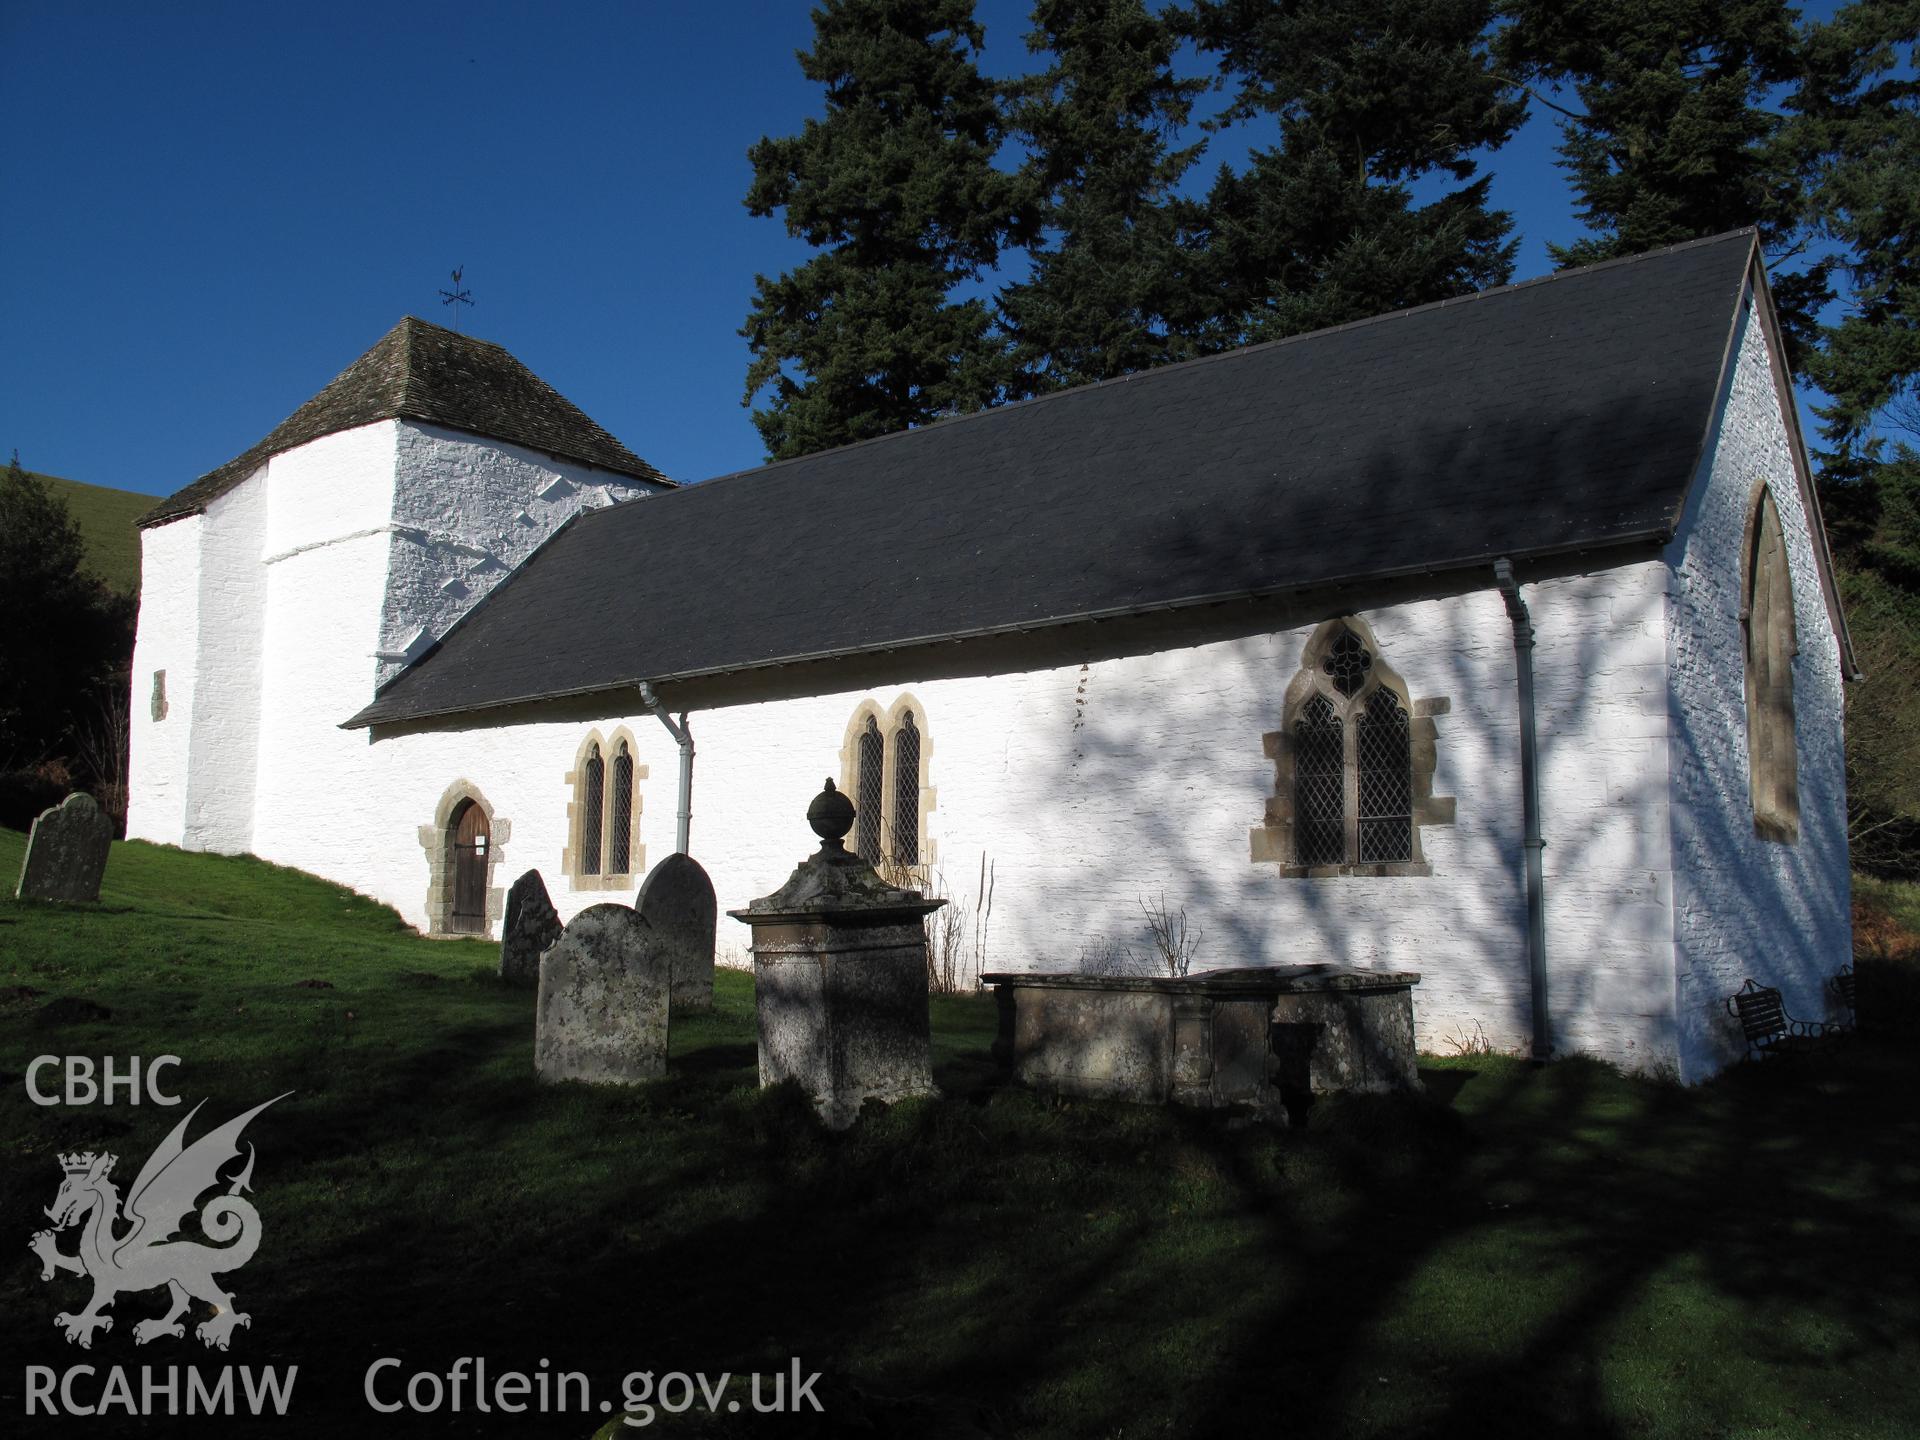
[610,742,633,873]
[581,745,604,875]
[856,716,884,863]
[891,711,920,866]
[1294,694,1345,865]
[1323,630,1373,697]
[1358,690,1413,863]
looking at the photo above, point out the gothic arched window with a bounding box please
[568,730,644,885]
[580,743,605,876]
[1256,618,1452,876]
[842,698,931,875]
[1293,695,1345,866]
[891,710,921,867]
[1744,488,1800,842]
[855,714,884,864]
[610,740,635,874]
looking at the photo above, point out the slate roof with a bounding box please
[351,231,1773,729]
[140,316,669,527]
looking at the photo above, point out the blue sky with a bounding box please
[0,1,1815,499]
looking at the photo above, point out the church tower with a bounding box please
[126,317,671,854]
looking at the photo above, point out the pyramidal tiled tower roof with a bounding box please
[141,316,670,527]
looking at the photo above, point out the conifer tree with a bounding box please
[1495,0,1827,349]
[999,0,1208,393]
[742,0,1033,460]
[1786,0,1920,873]
[1789,0,1920,497]
[0,454,131,776]
[1177,0,1526,348]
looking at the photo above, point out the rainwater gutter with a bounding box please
[1494,558,1551,1063]
[637,682,694,855]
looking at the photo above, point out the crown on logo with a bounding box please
[58,1151,105,1175]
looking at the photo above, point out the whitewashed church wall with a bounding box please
[335,570,1683,1074]
[378,424,668,683]
[1529,561,1679,1071]
[246,428,414,876]
[180,472,271,853]
[126,513,206,846]
[260,420,398,560]
[1664,296,1852,1082]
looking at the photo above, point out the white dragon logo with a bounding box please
[28,1094,288,1350]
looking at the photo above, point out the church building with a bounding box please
[125,230,1857,1082]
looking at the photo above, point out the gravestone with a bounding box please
[636,853,715,1011]
[534,904,670,1085]
[729,780,943,1129]
[15,793,111,903]
[499,869,562,986]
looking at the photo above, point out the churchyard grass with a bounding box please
[3,826,1917,1439]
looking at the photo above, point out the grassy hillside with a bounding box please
[30,469,153,595]
[3,831,1918,1439]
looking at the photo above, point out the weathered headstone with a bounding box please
[15,793,111,903]
[729,779,943,1129]
[534,904,670,1085]
[636,853,715,1011]
[499,869,563,986]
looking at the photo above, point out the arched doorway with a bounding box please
[448,798,491,934]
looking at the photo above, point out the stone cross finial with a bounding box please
[807,777,855,853]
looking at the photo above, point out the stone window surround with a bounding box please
[838,694,937,884]
[417,780,510,937]
[1250,615,1455,877]
[1742,482,1800,844]
[563,727,648,891]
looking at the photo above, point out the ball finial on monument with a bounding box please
[807,777,855,851]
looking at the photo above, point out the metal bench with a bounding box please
[1727,979,1839,1061]
[1829,964,1857,1031]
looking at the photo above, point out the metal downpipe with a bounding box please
[1494,558,1551,1062]
[637,682,694,855]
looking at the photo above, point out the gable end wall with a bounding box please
[1664,294,1851,1081]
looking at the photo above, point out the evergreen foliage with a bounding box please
[0,452,134,823]
[1178,0,1525,348]
[1000,0,1207,392]
[1785,0,1920,873]
[1495,0,1829,352]
[740,0,1034,461]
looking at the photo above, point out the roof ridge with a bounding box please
[394,316,421,415]
[668,229,1762,495]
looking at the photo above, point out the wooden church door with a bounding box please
[449,799,490,934]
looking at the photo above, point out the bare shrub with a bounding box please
[1078,939,1139,977]
[1140,893,1201,977]
[920,855,995,995]
[75,677,131,836]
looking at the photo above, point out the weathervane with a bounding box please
[438,267,474,331]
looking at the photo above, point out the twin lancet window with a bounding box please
[570,734,642,885]
[1254,618,1452,876]
[846,701,928,875]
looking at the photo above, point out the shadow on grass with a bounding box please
[3,978,1917,1440]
